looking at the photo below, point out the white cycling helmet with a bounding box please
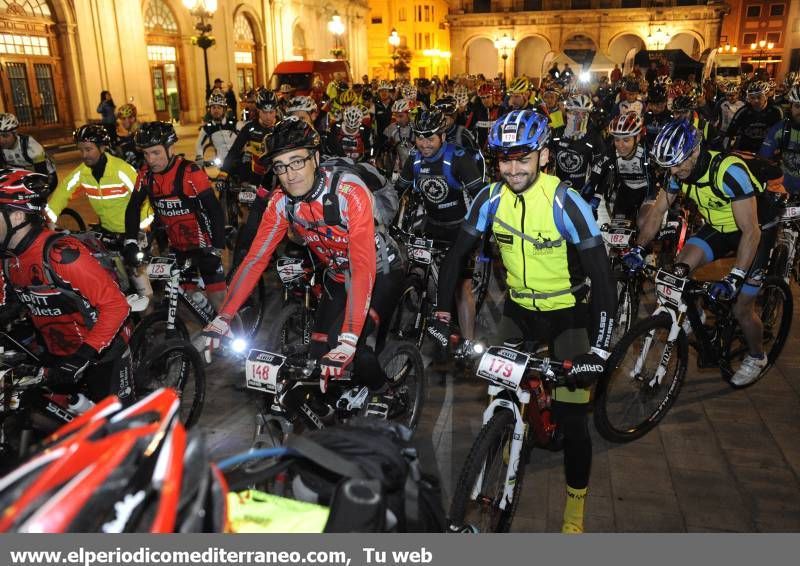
[377,81,393,91]
[392,99,412,113]
[401,84,417,100]
[564,94,593,112]
[453,85,470,108]
[787,85,800,104]
[608,111,643,138]
[287,96,317,114]
[342,106,364,133]
[207,92,227,107]
[0,113,19,132]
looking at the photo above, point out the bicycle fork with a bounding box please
[471,387,530,511]
[630,307,684,388]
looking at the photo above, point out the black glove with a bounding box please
[123,239,141,267]
[565,350,608,391]
[214,176,229,192]
[426,311,451,350]
[48,344,97,386]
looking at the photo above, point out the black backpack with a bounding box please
[707,151,786,223]
[320,157,399,228]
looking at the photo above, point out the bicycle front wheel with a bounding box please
[594,312,688,443]
[378,340,425,431]
[56,208,86,232]
[135,339,206,428]
[449,409,526,533]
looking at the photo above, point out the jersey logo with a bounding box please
[419,176,449,204]
[556,150,585,174]
[495,233,513,245]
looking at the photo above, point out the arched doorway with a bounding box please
[144,0,184,122]
[234,11,262,95]
[514,36,550,84]
[608,34,645,65]
[562,34,597,70]
[292,22,307,61]
[666,33,701,60]
[0,0,72,137]
[466,37,497,79]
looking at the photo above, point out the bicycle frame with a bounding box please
[148,258,215,333]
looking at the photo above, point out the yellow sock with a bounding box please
[561,486,587,534]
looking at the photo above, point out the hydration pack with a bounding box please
[321,157,399,227]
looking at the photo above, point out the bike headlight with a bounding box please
[231,338,248,354]
[135,251,145,262]
[213,157,222,167]
[472,342,486,355]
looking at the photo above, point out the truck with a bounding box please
[269,60,353,95]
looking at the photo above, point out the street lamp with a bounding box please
[183,0,218,98]
[646,27,671,51]
[749,39,774,71]
[720,44,738,54]
[493,34,517,86]
[328,12,346,59]
[388,28,400,80]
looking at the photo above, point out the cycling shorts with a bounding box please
[685,223,776,295]
[176,250,227,293]
[423,219,475,278]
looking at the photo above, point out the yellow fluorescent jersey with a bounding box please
[46,153,153,233]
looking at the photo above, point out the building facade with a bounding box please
[0,0,370,143]
[720,0,790,78]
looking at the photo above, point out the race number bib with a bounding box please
[408,237,434,265]
[146,257,175,280]
[655,269,687,308]
[245,350,285,393]
[476,346,530,390]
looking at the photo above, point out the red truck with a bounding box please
[269,60,353,94]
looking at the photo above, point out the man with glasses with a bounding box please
[204,117,404,411]
[396,109,485,345]
[726,81,783,153]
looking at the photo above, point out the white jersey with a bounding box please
[194,118,241,165]
[719,100,745,134]
[1,134,56,174]
[383,122,415,167]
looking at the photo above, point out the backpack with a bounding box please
[43,232,129,293]
[320,157,399,227]
[412,143,462,194]
[707,151,786,223]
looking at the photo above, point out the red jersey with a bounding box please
[223,169,389,337]
[132,157,215,251]
[0,230,130,356]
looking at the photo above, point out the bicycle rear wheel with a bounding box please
[594,312,688,443]
[378,340,425,431]
[449,409,526,533]
[388,274,426,347]
[135,339,206,428]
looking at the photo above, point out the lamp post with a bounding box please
[388,28,400,80]
[646,27,671,51]
[328,12,346,59]
[493,34,517,86]
[183,0,217,98]
[749,39,774,71]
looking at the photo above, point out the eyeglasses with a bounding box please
[272,153,314,175]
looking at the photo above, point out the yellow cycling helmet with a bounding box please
[508,77,531,94]
[339,90,358,106]
[116,103,137,119]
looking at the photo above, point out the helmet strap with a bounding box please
[0,209,39,255]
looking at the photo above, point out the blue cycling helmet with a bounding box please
[651,119,701,168]
[487,110,550,158]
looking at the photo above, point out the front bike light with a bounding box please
[472,342,486,355]
[213,157,222,167]
[231,338,248,354]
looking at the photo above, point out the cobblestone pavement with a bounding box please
[52,124,800,532]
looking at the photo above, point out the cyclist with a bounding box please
[428,110,616,533]
[540,83,565,129]
[759,85,800,195]
[396,109,485,343]
[626,120,779,386]
[726,80,783,153]
[467,83,502,152]
[501,77,535,116]
[715,81,745,140]
[204,117,404,404]
[123,121,227,310]
[613,78,644,118]
[194,92,240,168]
[548,94,607,203]
[325,105,372,163]
[382,99,417,175]
[286,96,319,128]
[112,103,143,169]
[0,113,58,192]
[434,95,480,153]
[241,89,257,122]
[0,169,134,404]
[603,112,657,222]
[643,84,672,148]
[672,94,721,150]
[220,88,279,186]
[373,81,396,154]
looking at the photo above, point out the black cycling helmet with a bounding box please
[134,121,178,149]
[263,116,321,162]
[432,96,458,116]
[73,124,111,147]
[412,109,446,137]
[255,88,279,111]
[671,95,697,112]
[648,85,668,103]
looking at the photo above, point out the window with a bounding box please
[417,6,422,22]
[146,45,177,62]
[425,33,431,49]
[234,13,255,42]
[371,17,382,24]
[399,8,406,21]
[743,32,758,45]
[234,51,253,64]
[0,34,50,56]
[770,4,785,17]
[144,0,178,33]
[746,5,761,18]
[572,0,590,8]
[0,0,51,18]
[766,32,781,44]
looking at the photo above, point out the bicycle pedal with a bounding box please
[364,399,390,420]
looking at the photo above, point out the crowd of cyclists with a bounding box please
[1,62,800,533]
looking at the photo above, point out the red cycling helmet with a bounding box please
[0,168,49,214]
[0,388,228,533]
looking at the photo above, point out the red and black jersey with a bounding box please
[0,230,130,356]
[127,156,224,251]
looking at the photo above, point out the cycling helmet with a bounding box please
[487,109,550,157]
[0,113,19,132]
[401,84,417,100]
[243,89,257,102]
[336,81,350,92]
[287,96,317,114]
[342,105,364,134]
[508,77,531,94]
[377,81,393,91]
[478,83,496,97]
[723,81,741,95]
[392,99,413,113]
[648,85,668,103]
[745,80,770,96]
[115,103,137,119]
[134,121,178,148]
[412,109,446,137]
[264,116,321,161]
[671,95,697,112]
[453,86,470,109]
[0,168,48,213]
[255,88,278,111]
[207,92,227,107]
[433,95,458,116]
[608,111,644,138]
[339,90,358,107]
[564,94,593,112]
[787,85,800,104]
[654,76,673,88]
[73,124,111,147]
[0,389,228,533]
[624,79,641,93]
[651,119,702,168]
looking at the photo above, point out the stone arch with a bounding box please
[514,35,551,82]
[232,6,265,93]
[666,30,704,59]
[607,33,646,65]
[463,35,498,78]
[561,32,598,69]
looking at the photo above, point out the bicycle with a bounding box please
[54,207,86,233]
[448,340,570,533]
[594,264,793,443]
[766,197,800,284]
